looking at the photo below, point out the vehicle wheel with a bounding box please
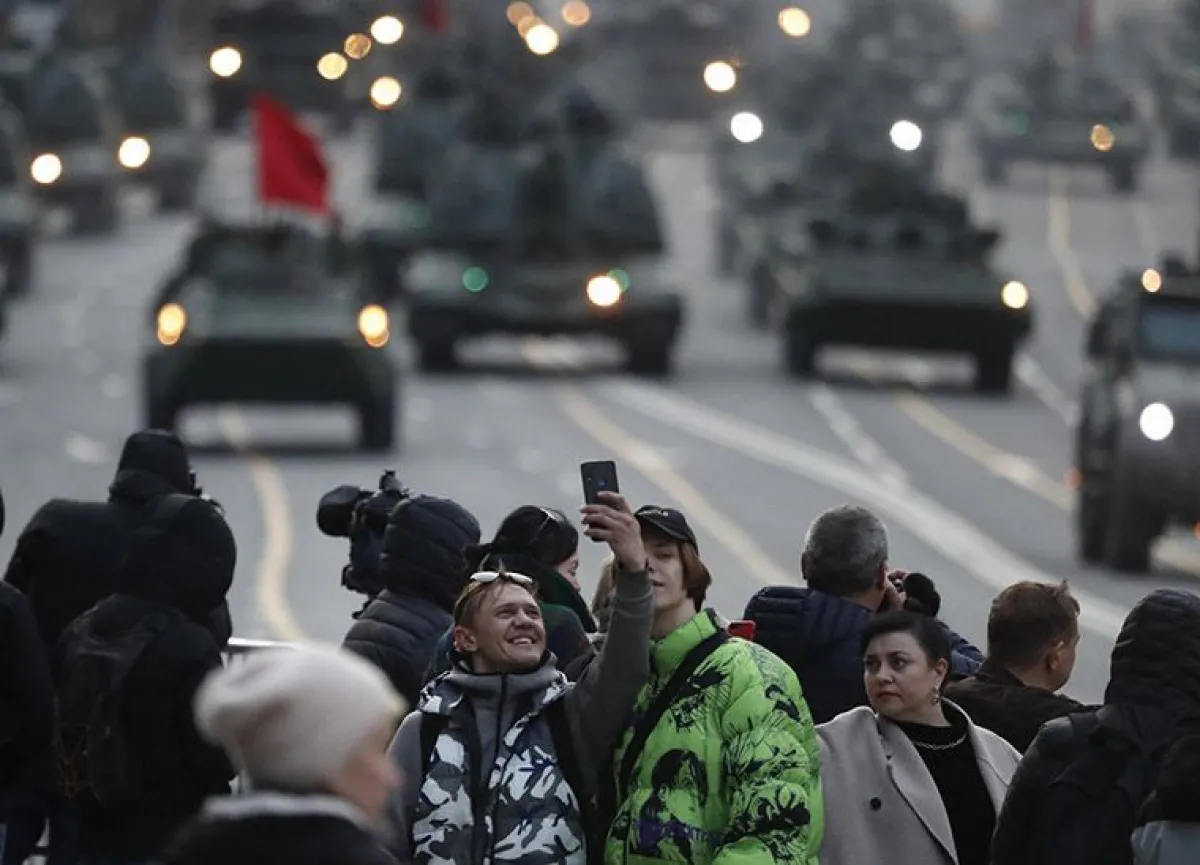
[983,158,1006,185]
[625,336,673,377]
[974,345,1013,395]
[144,398,177,432]
[1103,483,1156,573]
[74,193,119,236]
[1109,164,1137,193]
[159,178,197,213]
[1075,481,1108,563]
[359,400,396,452]
[783,326,817,378]
[417,339,458,373]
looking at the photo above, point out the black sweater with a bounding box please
[897,714,995,865]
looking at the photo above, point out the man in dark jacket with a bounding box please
[342,494,481,709]
[744,505,982,723]
[0,484,58,865]
[992,588,1200,865]
[4,429,233,649]
[56,493,238,864]
[946,580,1089,752]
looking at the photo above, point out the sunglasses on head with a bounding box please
[469,570,535,587]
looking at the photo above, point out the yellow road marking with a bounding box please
[1046,168,1097,318]
[216,407,309,643]
[554,384,797,587]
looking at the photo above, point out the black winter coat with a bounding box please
[163,793,400,865]
[944,661,1091,752]
[744,585,983,723]
[343,591,451,709]
[4,470,232,649]
[991,589,1200,865]
[0,582,55,790]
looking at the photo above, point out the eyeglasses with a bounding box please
[469,570,535,587]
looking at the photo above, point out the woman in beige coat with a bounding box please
[817,611,1020,865]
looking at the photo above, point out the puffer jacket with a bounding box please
[744,586,982,723]
[604,609,821,865]
[1132,731,1200,865]
[992,589,1200,865]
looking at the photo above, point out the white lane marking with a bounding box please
[215,407,307,643]
[1014,354,1078,424]
[808,383,909,491]
[600,380,1129,638]
[63,433,111,465]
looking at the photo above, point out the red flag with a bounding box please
[251,93,329,214]
[420,0,449,32]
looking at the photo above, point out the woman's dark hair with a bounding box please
[861,610,952,666]
[463,505,578,574]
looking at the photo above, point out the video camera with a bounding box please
[317,470,411,599]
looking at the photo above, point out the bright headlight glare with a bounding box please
[525,22,560,54]
[209,46,242,77]
[587,275,621,307]
[704,61,737,93]
[371,15,404,44]
[890,119,923,151]
[1139,402,1174,441]
[1001,280,1029,309]
[30,153,61,184]
[730,111,763,143]
[156,303,187,346]
[358,304,390,347]
[118,136,150,169]
[317,53,348,80]
[371,76,402,108]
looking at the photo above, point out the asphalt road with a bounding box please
[3,107,1199,706]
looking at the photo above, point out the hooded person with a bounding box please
[53,493,238,865]
[992,589,1200,865]
[424,505,595,682]
[4,429,233,649]
[163,646,405,865]
[343,494,481,709]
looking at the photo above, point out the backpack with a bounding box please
[1037,706,1169,865]
[417,699,600,863]
[54,608,179,807]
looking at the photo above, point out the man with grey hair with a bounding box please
[743,504,981,723]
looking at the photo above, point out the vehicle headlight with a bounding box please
[209,46,242,78]
[1091,123,1115,151]
[1001,280,1029,309]
[587,274,622,307]
[889,119,923,151]
[357,304,390,347]
[730,111,763,143]
[704,61,737,93]
[1139,402,1174,441]
[118,136,150,169]
[778,6,811,37]
[525,23,560,55]
[30,153,61,185]
[371,15,404,44]
[157,303,187,346]
[370,76,402,109]
[317,52,349,80]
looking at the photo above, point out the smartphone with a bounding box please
[581,460,619,505]
[728,620,756,640]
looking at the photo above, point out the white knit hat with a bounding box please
[194,644,406,791]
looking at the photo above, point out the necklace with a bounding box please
[912,733,967,751]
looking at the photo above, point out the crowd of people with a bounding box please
[1,427,1198,865]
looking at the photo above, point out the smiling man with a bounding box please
[384,491,653,865]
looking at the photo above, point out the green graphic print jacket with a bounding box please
[604,609,822,865]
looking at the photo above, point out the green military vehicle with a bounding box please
[971,59,1149,191]
[405,138,683,375]
[141,220,399,451]
[778,176,1033,393]
[0,101,39,300]
[1075,257,1200,571]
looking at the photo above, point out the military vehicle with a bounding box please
[1074,256,1200,571]
[405,138,682,374]
[778,169,1032,392]
[108,53,205,211]
[972,59,1149,191]
[0,103,38,299]
[141,220,399,451]
[22,55,123,234]
[361,65,464,301]
[207,0,365,133]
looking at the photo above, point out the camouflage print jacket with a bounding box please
[385,565,653,865]
[605,609,823,865]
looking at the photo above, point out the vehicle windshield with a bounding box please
[194,229,328,292]
[26,74,101,139]
[1137,296,1200,364]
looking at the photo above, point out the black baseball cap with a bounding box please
[635,505,698,547]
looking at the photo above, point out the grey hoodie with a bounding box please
[384,564,652,862]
